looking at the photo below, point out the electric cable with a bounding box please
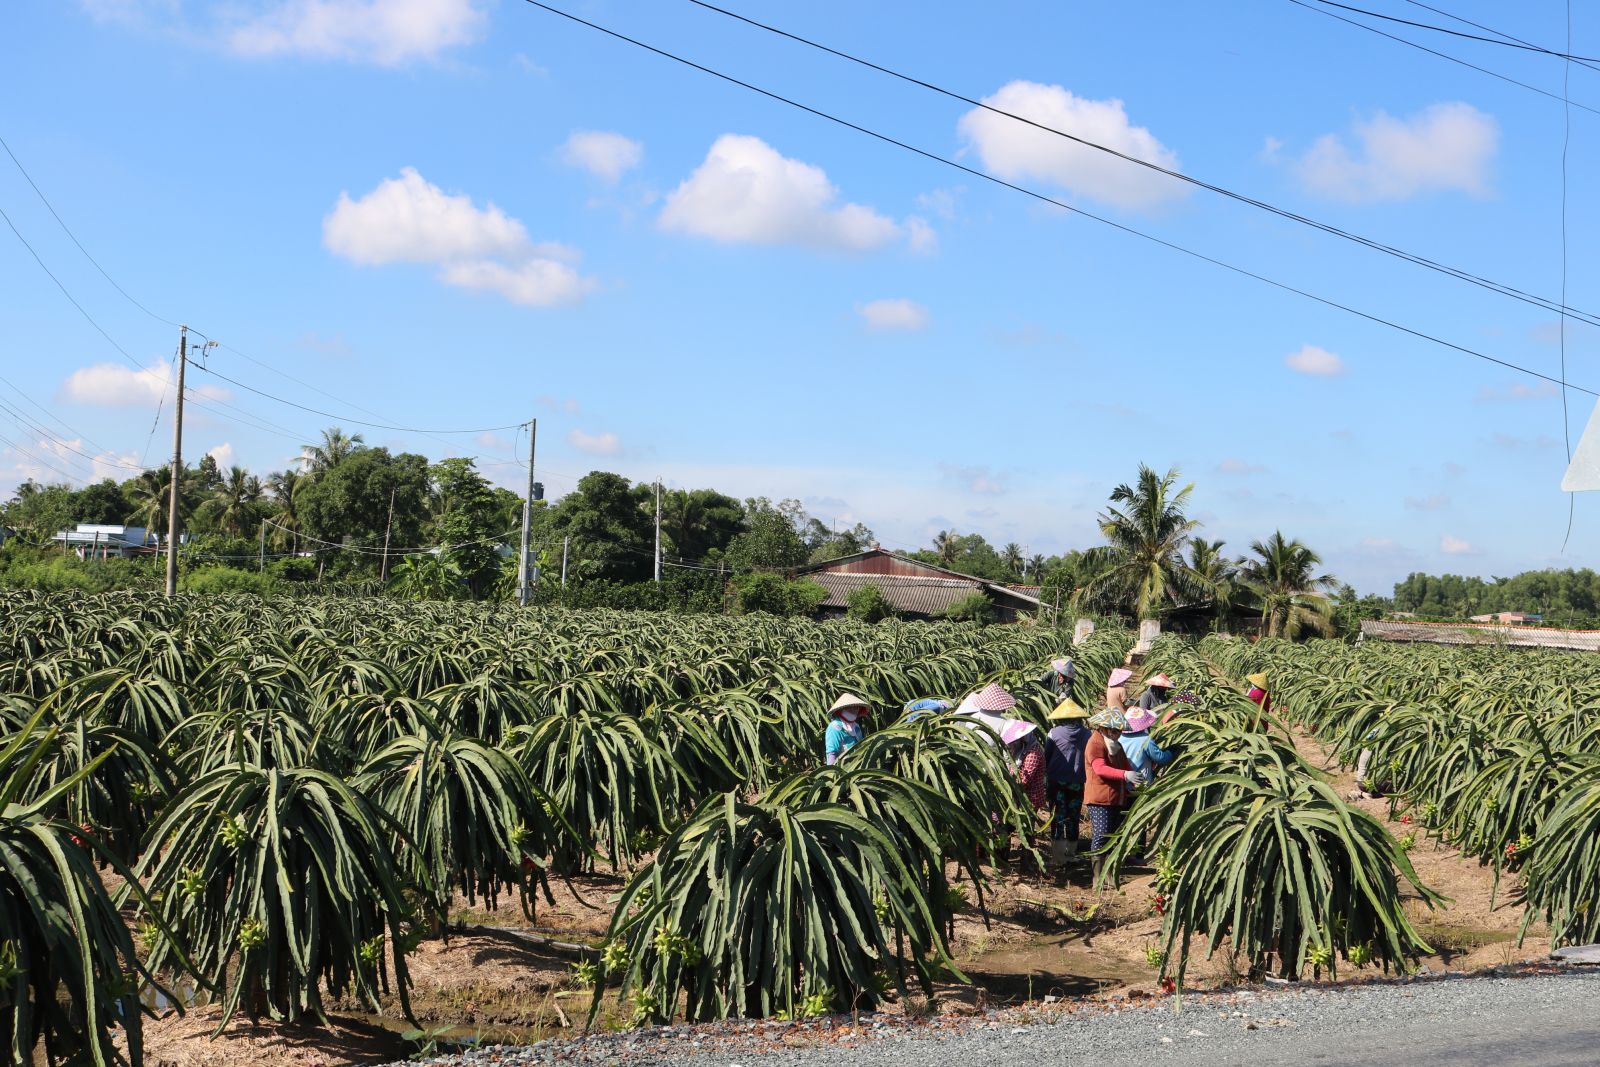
[1284,0,1600,118]
[685,0,1600,328]
[518,0,1600,397]
[1308,0,1600,62]
[1399,0,1600,74]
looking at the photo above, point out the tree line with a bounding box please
[3,438,1364,633]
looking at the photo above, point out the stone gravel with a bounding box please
[393,964,1600,1067]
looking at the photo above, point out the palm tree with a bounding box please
[208,467,263,537]
[932,529,960,568]
[1026,553,1046,581]
[266,470,303,552]
[125,468,174,533]
[1188,537,1242,625]
[300,427,365,474]
[1001,542,1025,579]
[1084,464,1203,621]
[1240,531,1338,639]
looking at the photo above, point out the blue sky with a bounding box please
[3,0,1597,593]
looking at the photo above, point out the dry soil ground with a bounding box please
[131,717,1552,1066]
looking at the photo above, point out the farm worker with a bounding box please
[1105,667,1133,712]
[1137,672,1174,712]
[1085,707,1143,880]
[1044,657,1076,702]
[825,693,870,766]
[952,682,1019,744]
[903,698,952,722]
[1044,699,1092,867]
[1246,672,1272,714]
[1120,707,1174,781]
[1000,718,1049,815]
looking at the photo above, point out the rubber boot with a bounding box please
[1048,839,1069,869]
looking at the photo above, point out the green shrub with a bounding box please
[180,567,280,596]
[942,592,995,624]
[846,583,898,623]
[732,574,827,617]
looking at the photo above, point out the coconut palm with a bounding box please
[1000,542,1025,579]
[1026,553,1047,581]
[124,467,176,533]
[1188,538,1242,625]
[1084,465,1204,620]
[207,466,264,537]
[266,469,304,551]
[299,427,365,474]
[1240,531,1337,639]
[932,529,960,567]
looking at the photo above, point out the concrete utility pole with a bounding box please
[379,486,396,582]
[164,326,187,597]
[258,521,266,573]
[517,419,537,605]
[654,478,662,584]
[561,536,569,589]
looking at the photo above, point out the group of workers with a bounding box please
[825,657,1268,879]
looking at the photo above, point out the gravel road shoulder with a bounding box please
[400,965,1600,1067]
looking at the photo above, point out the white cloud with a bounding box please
[324,168,530,265]
[437,258,594,307]
[60,358,230,407]
[1293,103,1497,202]
[476,431,513,452]
[915,188,961,220]
[1492,432,1563,450]
[1405,494,1450,511]
[538,394,581,414]
[2,434,143,487]
[1259,136,1284,164]
[905,216,937,255]
[1476,380,1559,402]
[1440,533,1476,555]
[1284,344,1346,377]
[560,131,643,183]
[659,134,917,252]
[956,81,1186,211]
[325,168,595,307]
[857,298,929,332]
[568,429,622,456]
[226,0,486,65]
[1217,458,1267,475]
[206,442,235,470]
[939,463,1005,495]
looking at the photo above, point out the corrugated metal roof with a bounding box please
[807,572,1040,616]
[807,573,989,616]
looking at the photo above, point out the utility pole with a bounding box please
[653,478,662,584]
[258,522,266,573]
[164,326,187,597]
[517,419,537,606]
[379,486,396,582]
[561,536,569,589]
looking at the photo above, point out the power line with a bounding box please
[1308,0,1600,62]
[0,132,181,328]
[519,0,1600,397]
[187,359,530,436]
[685,0,1600,328]
[1399,0,1600,75]
[1284,0,1600,118]
[2,133,533,458]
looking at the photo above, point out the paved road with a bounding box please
[405,968,1600,1067]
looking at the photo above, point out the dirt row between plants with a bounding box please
[132,709,1553,1066]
